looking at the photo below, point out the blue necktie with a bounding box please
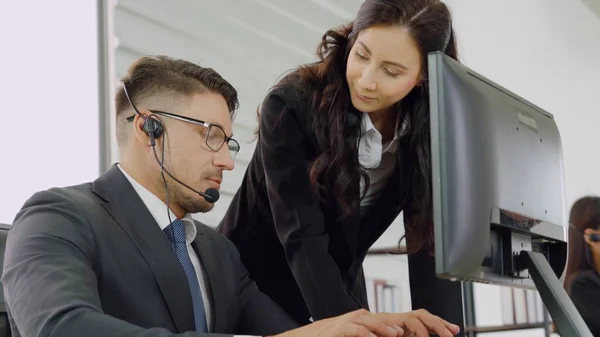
[163,219,208,332]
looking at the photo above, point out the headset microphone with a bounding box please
[202,188,220,203]
[151,148,220,203]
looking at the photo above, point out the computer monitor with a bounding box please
[428,51,592,336]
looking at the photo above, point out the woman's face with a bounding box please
[346,25,423,114]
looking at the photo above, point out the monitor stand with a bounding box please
[519,251,593,336]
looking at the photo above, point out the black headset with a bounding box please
[143,116,164,145]
[123,85,164,146]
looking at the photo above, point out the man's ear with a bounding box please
[132,110,152,146]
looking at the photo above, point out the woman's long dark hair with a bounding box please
[272,0,458,253]
[564,196,600,293]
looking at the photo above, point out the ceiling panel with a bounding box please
[118,0,312,74]
[583,0,600,20]
[188,0,323,55]
[307,0,363,21]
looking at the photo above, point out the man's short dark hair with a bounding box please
[115,55,238,146]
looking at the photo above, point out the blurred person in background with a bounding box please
[219,0,464,329]
[563,196,600,336]
[1,55,459,337]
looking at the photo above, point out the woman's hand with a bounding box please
[273,308,459,337]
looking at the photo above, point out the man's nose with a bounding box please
[214,145,235,171]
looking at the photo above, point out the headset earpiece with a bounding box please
[122,83,164,146]
[143,116,163,146]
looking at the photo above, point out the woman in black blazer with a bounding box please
[564,196,600,336]
[218,0,463,327]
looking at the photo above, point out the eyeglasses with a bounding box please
[126,110,240,159]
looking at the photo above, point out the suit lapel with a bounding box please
[92,165,195,333]
[190,225,220,332]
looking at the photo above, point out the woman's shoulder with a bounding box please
[570,269,600,302]
[260,69,318,123]
[572,269,600,288]
[266,68,321,107]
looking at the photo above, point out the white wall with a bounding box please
[442,0,600,334]
[0,2,100,224]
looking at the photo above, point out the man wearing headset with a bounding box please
[1,55,459,337]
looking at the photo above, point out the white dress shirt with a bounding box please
[358,113,408,215]
[117,165,213,330]
[119,165,256,336]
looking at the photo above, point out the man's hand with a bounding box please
[273,308,459,337]
[376,309,460,337]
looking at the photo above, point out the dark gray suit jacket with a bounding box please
[1,165,298,337]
